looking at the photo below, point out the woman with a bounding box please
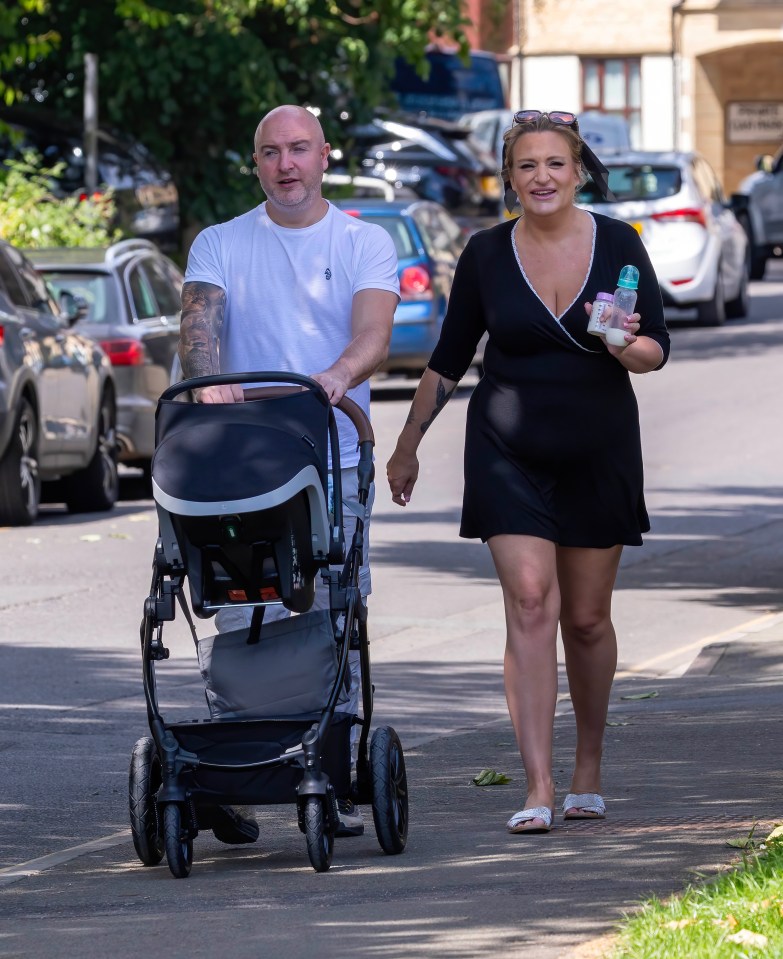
[386,111,670,834]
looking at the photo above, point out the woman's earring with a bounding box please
[504,185,519,215]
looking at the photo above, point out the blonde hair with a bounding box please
[502,114,589,190]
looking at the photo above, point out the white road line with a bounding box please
[0,830,131,887]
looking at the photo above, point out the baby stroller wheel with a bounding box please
[128,737,164,866]
[163,803,193,878]
[304,797,334,873]
[370,726,408,855]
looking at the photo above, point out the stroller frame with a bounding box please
[130,372,408,876]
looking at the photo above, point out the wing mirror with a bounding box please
[59,291,89,325]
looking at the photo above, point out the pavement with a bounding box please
[2,612,783,958]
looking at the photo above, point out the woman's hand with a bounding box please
[386,447,420,507]
[605,312,641,357]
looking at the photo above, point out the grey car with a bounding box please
[0,239,118,525]
[28,239,184,479]
[733,143,783,280]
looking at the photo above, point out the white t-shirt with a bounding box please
[185,201,399,465]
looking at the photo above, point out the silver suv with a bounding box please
[28,239,183,481]
[0,240,118,525]
[733,144,783,280]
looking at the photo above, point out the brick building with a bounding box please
[464,0,783,192]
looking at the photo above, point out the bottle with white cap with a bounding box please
[604,265,639,346]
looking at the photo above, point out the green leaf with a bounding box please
[472,768,511,786]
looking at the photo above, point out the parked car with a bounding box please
[28,239,184,479]
[0,105,180,251]
[732,142,783,280]
[0,239,118,526]
[333,198,478,375]
[577,150,750,326]
[339,114,500,214]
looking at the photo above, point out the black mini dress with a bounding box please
[427,212,670,548]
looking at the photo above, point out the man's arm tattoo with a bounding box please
[420,378,456,434]
[179,282,226,379]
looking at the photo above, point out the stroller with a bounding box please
[128,372,409,877]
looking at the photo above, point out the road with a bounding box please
[1,262,782,955]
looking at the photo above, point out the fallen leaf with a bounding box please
[79,534,101,542]
[127,514,151,523]
[606,720,630,726]
[108,533,131,540]
[620,691,659,700]
[663,918,695,929]
[25,538,41,544]
[765,824,783,844]
[471,769,511,786]
[726,929,768,948]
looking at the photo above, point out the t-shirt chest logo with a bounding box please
[324,268,332,280]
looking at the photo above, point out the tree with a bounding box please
[0,0,468,239]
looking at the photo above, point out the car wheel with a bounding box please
[63,391,119,513]
[0,397,41,526]
[696,269,726,327]
[725,259,750,319]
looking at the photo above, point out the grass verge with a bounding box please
[609,825,783,958]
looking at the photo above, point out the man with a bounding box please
[178,104,399,842]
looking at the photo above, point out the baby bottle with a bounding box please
[587,291,614,337]
[604,265,639,346]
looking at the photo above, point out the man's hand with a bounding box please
[311,370,350,406]
[195,383,245,404]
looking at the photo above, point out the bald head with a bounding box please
[252,104,331,227]
[254,105,325,154]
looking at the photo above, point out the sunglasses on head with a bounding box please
[513,110,579,130]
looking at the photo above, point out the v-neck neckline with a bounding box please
[511,212,597,324]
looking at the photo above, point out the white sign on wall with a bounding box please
[726,102,783,143]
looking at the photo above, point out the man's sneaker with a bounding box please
[335,798,364,837]
[210,805,259,845]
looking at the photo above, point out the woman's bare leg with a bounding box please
[488,535,560,822]
[556,545,623,807]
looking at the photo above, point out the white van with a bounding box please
[460,108,632,172]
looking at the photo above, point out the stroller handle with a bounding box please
[244,388,374,447]
[160,371,374,446]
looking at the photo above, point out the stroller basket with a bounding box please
[130,372,408,877]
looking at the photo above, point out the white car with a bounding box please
[578,150,750,326]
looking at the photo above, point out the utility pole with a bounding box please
[84,53,98,195]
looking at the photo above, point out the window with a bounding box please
[128,264,159,320]
[582,59,641,147]
[142,259,182,316]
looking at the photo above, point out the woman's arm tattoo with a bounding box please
[179,282,226,379]
[419,378,457,434]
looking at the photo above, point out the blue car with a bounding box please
[334,198,479,376]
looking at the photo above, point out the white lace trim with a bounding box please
[511,213,601,353]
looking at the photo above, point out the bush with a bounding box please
[0,150,123,248]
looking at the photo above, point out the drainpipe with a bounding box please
[671,0,685,151]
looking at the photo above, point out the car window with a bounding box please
[353,215,417,258]
[128,263,159,320]
[693,156,724,204]
[3,244,56,312]
[579,164,682,204]
[0,247,29,307]
[140,258,182,316]
[41,272,118,325]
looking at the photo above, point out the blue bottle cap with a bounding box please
[617,265,639,290]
